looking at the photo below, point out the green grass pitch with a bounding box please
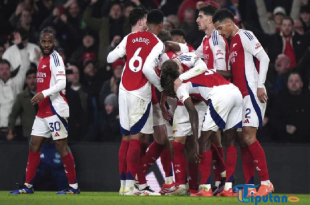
[1,192,310,205]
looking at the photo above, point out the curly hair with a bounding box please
[160,60,180,96]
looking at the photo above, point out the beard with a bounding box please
[40,45,54,56]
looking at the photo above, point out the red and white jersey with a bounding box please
[37,51,68,118]
[228,29,263,97]
[176,70,230,104]
[112,31,164,101]
[196,30,228,71]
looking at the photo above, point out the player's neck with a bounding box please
[205,24,215,36]
[147,25,159,36]
[231,25,239,37]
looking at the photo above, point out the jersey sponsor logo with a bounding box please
[255,43,261,49]
[42,65,47,69]
[37,72,47,83]
[229,51,238,63]
[244,119,250,123]
[233,43,238,48]
[131,37,150,45]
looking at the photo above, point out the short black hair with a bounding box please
[281,16,294,25]
[300,5,310,14]
[198,5,218,16]
[158,29,172,43]
[147,9,164,25]
[212,8,234,24]
[26,68,36,77]
[0,59,11,68]
[170,29,186,38]
[160,60,180,96]
[129,6,148,26]
[288,71,303,82]
[40,27,56,39]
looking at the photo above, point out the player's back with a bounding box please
[229,29,263,97]
[120,31,162,101]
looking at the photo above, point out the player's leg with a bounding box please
[237,131,256,196]
[185,136,199,194]
[47,115,79,195]
[242,94,273,196]
[119,135,130,195]
[211,131,226,192]
[10,117,48,194]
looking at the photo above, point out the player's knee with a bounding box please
[29,140,41,152]
[54,142,68,156]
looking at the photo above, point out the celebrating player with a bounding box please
[107,9,165,196]
[213,9,273,196]
[10,28,79,195]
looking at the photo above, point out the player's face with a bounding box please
[196,11,209,31]
[0,63,10,82]
[214,20,232,39]
[287,74,303,93]
[39,33,54,56]
[281,19,293,36]
[171,35,184,43]
[26,73,36,91]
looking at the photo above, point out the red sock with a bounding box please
[241,146,255,184]
[160,147,173,177]
[211,143,226,181]
[173,142,187,185]
[225,146,237,182]
[188,163,199,190]
[126,139,141,180]
[137,142,165,184]
[25,151,41,184]
[61,152,77,184]
[199,151,212,185]
[118,140,129,181]
[248,140,269,181]
[141,142,148,157]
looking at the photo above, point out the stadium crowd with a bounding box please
[0,0,310,143]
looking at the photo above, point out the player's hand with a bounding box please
[160,102,171,121]
[12,32,22,45]
[53,7,60,17]
[15,3,24,16]
[31,92,45,105]
[174,78,182,92]
[6,130,14,141]
[60,14,67,23]
[286,125,297,134]
[263,117,269,127]
[257,88,268,103]
[189,140,201,163]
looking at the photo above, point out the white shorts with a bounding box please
[153,103,165,127]
[31,115,68,140]
[202,84,243,132]
[173,101,207,138]
[242,85,267,128]
[119,92,153,135]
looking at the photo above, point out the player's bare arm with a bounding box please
[184,98,201,163]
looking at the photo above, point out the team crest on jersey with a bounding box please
[229,51,238,63]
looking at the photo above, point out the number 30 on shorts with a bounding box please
[49,121,61,132]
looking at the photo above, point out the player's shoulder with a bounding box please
[239,29,256,41]
[49,51,63,67]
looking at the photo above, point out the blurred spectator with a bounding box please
[99,58,124,108]
[255,0,286,34]
[83,0,130,67]
[294,19,304,34]
[179,7,199,47]
[0,39,8,60]
[245,16,310,68]
[266,54,291,95]
[0,37,30,141]
[40,0,84,57]
[69,29,97,68]
[215,0,241,19]
[98,93,120,142]
[163,20,175,31]
[299,5,310,32]
[170,29,195,52]
[7,68,36,141]
[35,0,54,27]
[3,29,40,70]
[9,8,39,43]
[166,14,180,28]
[124,3,135,18]
[270,72,310,143]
